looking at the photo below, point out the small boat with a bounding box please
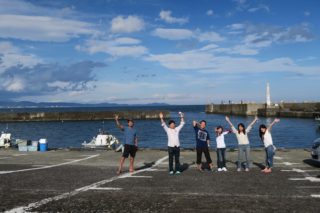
[0,132,11,148]
[82,131,123,151]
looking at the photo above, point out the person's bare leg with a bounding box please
[117,157,125,175]
[129,157,135,173]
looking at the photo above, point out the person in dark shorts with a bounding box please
[115,114,138,175]
[193,120,214,171]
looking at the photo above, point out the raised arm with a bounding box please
[114,114,124,131]
[179,112,185,123]
[193,120,199,128]
[225,116,234,128]
[159,112,165,124]
[268,118,280,131]
[247,115,258,131]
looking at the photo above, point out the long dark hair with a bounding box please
[216,126,223,136]
[259,124,267,140]
[238,123,246,134]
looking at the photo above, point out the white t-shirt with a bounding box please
[263,129,273,148]
[162,121,185,147]
[232,126,252,145]
[216,132,229,148]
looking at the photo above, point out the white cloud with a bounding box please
[152,28,193,40]
[0,41,41,73]
[110,15,145,33]
[145,46,320,75]
[304,11,311,16]
[206,10,214,16]
[152,28,224,42]
[248,4,270,13]
[159,10,188,24]
[196,31,225,42]
[0,14,97,42]
[77,37,148,57]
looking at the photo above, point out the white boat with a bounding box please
[0,132,11,148]
[82,132,123,151]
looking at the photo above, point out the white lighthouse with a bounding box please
[266,82,271,107]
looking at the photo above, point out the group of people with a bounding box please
[114,112,280,175]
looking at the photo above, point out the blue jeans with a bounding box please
[238,145,250,169]
[265,145,275,168]
[217,148,226,168]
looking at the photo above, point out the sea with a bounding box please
[1,105,319,149]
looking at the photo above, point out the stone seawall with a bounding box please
[0,110,170,122]
[205,103,265,116]
[206,102,320,118]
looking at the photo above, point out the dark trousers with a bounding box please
[196,147,212,165]
[217,148,226,168]
[168,146,180,172]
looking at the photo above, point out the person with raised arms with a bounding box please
[115,114,138,175]
[159,111,185,175]
[193,120,214,172]
[259,118,280,173]
[225,116,258,172]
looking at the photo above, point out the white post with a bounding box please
[266,82,271,106]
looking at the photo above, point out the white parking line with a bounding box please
[274,156,283,160]
[0,154,100,175]
[0,157,11,160]
[311,194,320,198]
[122,175,153,178]
[6,155,168,213]
[89,187,122,191]
[274,162,300,166]
[281,168,319,173]
[289,177,320,182]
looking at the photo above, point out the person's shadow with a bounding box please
[303,159,320,168]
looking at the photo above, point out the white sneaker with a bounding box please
[222,167,227,172]
[217,168,222,172]
[237,168,241,172]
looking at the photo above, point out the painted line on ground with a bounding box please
[281,168,319,173]
[89,187,122,191]
[0,157,11,160]
[121,175,153,178]
[289,177,320,182]
[6,155,168,213]
[274,162,300,166]
[296,186,320,189]
[311,194,320,198]
[0,154,99,175]
[274,156,283,160]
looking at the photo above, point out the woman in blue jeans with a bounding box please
[226,116,258,172]
[259,118,280,173]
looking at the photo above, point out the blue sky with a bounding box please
[0,0,319,104]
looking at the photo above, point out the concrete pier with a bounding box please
[0,149,319,212]
[0,110,170,122]
[206,102,320,118]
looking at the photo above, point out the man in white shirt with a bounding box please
[159,112,185,175]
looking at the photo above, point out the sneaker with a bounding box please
[175,171,181,175]
[218,168,222,172]
[169,171,174,175]
[222,167,227,172]
[245,168,250,172]
[237,168,241,172]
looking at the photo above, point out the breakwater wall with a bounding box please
[206,102,320,118]
[0,110,170,122]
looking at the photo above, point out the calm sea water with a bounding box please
[1,105,319,149]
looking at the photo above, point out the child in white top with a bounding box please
[215,126,231,171]
[259,118,280,173]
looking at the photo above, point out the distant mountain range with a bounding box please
[0,101,170,108]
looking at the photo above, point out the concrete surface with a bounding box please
[0,149,320,212]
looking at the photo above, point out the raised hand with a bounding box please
[159,112,164,119]
[274,118,280,123]
[114,114,119,120]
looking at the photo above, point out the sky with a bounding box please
[0,0,319,105]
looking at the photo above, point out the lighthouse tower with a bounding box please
[266,82,271,107]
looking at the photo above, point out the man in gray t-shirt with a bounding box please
[115,114,138,175]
